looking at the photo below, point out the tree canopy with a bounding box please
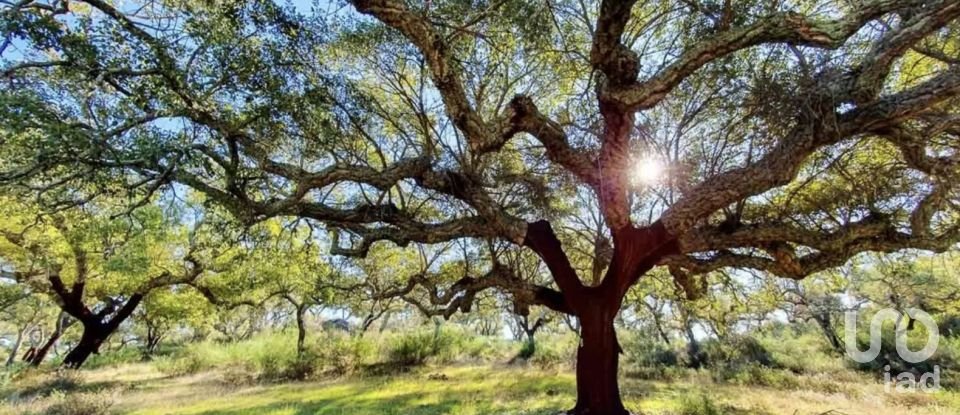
[1,0,959,413]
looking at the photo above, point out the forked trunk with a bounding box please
[61,294,142,369]
[572,310,627,415]
[524,220,677,415]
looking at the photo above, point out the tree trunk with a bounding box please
[28,325,64,366]
[295,305,307,357]
[813,314,844,353]
[143,324,161,358]
[378,312,392,333]
[572,309,627,415]
[6,328,25,366]
[523,220,677,415]
[61,294,143,369]
[62,324,107,368]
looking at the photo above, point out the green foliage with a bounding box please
[677,394,721,415]
[694,335,774,370]
[315,334,376,376]
[623,334,679,368]
[157,332,299,379]
[527,334,577,370]
[82,348,144,370]
[459,335,514,362]
[516,339,536,360]
[387,325,464,366]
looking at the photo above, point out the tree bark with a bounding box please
[813,314,844,353]
[524,219,676,415]
[295,305,307,357]
[28,315,71,366]
[572,307,627,415]
[6,327,25,366]
[143,323,163,358]
[62,324,107,368]
[29,333,60,366]
[60,294,143,369]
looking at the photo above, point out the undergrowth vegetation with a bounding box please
[3,320,959,414]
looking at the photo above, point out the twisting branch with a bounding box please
[662,64,960,234]
[605,0,941,110]
[378,262,573,317]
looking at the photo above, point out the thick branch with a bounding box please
[349,0,491,153]
[661,64,960,234]
[606,0,931,110]
[523,220,585,310]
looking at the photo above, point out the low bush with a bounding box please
[676,394,721,415]
[622,334,679,368]
[754,323,846,375]
[10,370,84,399]
[460,335,512,361]
[697,335,774,369]
[315,335,376,376]
[83,347,143,370]
[528,334,576,370]
[515,339,536,361]
[156,332,305,381]
[42,390,115,415]
[387,325,463,366]
[713,364,800,389]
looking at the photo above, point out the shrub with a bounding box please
[218,363,258,387]
[83,347,143,369]
[939,314,960,338]
[156,331,312,381]
[42,390,114,415]
[387,325,463,366]
[677,394,721,415]
[622,334,679,368]
[12,370,84,399]
[154,352,208,376]
[713,364,800,389]
[698,335,774,369]
[754,324,845,374]
[516,339,536,361]
[528,334,576,370]
[460,335,511,361]
[0,363,31,390]
[316,335,375,376]
[847,319,953,376]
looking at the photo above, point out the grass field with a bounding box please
[3,363,958,415]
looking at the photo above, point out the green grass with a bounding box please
[129,366,573,415]
[4,363,959,415]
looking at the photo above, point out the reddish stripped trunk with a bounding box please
[526,220,677,415]
[573,307,626,415]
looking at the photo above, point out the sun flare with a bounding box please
[633,157,664,185]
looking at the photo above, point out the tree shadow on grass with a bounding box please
[194,394,568,415]
[193,393,458,415]
[190,373,572,415]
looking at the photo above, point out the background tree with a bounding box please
[2,0,960,412]
[0,200,230,367]
[242,221,340,357]
[0,289,51,366]
[22,311,75,366]
[134,288,212,358]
